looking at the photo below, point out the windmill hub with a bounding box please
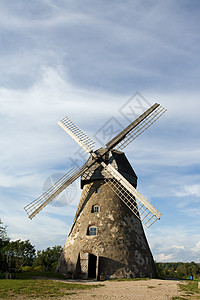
[81,148,137,189]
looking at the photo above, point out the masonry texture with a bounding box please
[57,150,157,279]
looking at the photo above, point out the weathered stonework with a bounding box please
[57,150,157,279]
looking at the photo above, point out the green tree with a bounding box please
[0,219,9,272]
[0,218,9,248]
[3,239,36,271]
[155,262,200,279]
[186,262,199,277]
[33,246,62,271]
[176,263,186,277]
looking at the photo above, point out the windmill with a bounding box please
[24,103,166,279]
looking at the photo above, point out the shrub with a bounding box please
[21,266,32,272]
[0,272,6,279]
[33,266,42,272]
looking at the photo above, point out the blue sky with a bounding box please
[0,0,200,262]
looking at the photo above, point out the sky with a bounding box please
[0,0,200,262]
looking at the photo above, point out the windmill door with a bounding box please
[88,253,97,279]
[79,252,89,279]
[79,252,98,279]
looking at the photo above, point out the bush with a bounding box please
[0,272,6,279]
[33,246,62,272]
[33,266,42,272]
[21,266,32,272]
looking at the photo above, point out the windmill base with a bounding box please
[57,180,157,280]
[57,251,157,280]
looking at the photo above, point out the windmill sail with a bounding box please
[106,103,167,151]
[25,102,165,222]
[102,163,161,228]
[24,165,89,219]
[58,116,95,153]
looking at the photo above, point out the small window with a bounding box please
[105,153,109,161]
[88,226,98,236]
[96,187,101,193]
[92,205,100,213]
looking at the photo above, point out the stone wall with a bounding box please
[57,180,157,279]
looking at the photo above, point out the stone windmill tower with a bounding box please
[25,103,166,279]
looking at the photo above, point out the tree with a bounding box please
[33,246,62,271]
[186,262,199,277]
[176,263,186,277]
[3,239,36,271]
[0,219,9,272]
[155,262,200,279]
[0,218,9,248]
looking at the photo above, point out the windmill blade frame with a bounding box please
[24,164,91,219]
[106,103,167,151]
[102,162,161,228]
[58,116,95,153]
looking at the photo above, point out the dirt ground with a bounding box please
[59,278,183,300]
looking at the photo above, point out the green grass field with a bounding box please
[0,271,101,299]
[172,280,200,300]
[1,271,200,299]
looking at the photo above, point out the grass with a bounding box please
[171,279,200,300]
[179,280,200,294]
[111,277,150,282]
[171,297,188,300]
[0,271,102,299]
[16,270,67,280]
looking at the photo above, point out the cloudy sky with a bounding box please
[0,0,200,262]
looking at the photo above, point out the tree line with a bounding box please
[0,218,62,277]
[1,218,200,279]
[155,262,200,279]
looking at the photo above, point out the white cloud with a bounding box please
[175,185,200,198]
[192,241,200,253]
[172,245,185,250]
[154,253,173,262]
[180,208,200,218]
[7,214,71,250]
[1,1,200,94]
[147,224,200,262]
[0,67,112,167]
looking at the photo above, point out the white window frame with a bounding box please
[88,226,98,236]
[92,205,100,213]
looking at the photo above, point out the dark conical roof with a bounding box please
[81,148,137,189]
